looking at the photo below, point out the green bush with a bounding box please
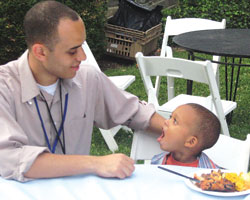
[162,0,250,29]
[0,0,108,65]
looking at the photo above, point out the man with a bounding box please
[0,1,165,182]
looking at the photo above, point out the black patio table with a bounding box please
[173,29,250,103]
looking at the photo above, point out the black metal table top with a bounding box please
[173,29,250,58]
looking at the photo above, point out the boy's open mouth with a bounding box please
[157,129,165,142]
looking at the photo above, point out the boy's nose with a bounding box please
[164,119,169,126]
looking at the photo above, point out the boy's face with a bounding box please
[157,105,198,152]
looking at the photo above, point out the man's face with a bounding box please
[43,18,86,82]
[157,105,198,152]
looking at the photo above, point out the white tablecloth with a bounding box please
[0,165,249,200]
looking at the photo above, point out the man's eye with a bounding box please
[68,51,76,55]
[174,118,177,125]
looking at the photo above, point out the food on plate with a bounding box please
[194,170,250,192]
[194,170,235,192]
[224,172,250,191]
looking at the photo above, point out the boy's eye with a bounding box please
[170,115,177,125]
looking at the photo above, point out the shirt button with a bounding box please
[28,101,33,105]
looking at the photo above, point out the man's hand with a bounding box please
[93,153,135,179]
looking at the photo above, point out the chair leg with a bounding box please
[144,160,151,165]
[121,126,132,132]
[99,126,121,153]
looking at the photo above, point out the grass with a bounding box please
[90,50,250,158]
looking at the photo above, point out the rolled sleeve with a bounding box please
[0,146,49,182]
[18,146,50,182]
[0,72,49,182]
[125,101,155,131]
[0,106,50,182]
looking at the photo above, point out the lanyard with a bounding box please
[34,83,68,154]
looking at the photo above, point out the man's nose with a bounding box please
[77,46,86,61]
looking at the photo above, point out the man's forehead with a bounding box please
[57,18,86,48]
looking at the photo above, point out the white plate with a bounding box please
[185,169,250,197]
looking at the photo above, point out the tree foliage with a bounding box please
[162,0,250,28]
[0,0,108,65]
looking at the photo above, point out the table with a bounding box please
[0,165,249,200]
[173,29,250,103]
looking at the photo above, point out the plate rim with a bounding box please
[185,169,250,197]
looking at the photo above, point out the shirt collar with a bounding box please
[19,50,40,103]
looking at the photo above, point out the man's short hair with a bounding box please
[23,0,79,50]
[186,103,221,150]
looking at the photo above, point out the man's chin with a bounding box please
[64,71,78,79]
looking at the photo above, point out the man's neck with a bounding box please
[28,51,58,86]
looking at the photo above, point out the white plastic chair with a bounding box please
[135,52,237,136]
[130,128,250,172]
[156,16,226,100]
[81,42,135,152]
[204,134,250,172]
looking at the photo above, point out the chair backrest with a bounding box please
[130,129,250,172]
[130,129,164,162]
[158,16,226,101]
[161,16,226,57]
[80,41,100,71]
[204,134,250,172]
[135,52,230,136]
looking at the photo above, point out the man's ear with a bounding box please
[184,136,198,148]
[32,44,47,62]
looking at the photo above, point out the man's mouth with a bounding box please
[71,65,80,71]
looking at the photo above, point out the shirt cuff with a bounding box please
[127,101,156,131]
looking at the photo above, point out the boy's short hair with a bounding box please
[186,103,221,150]
[23,0,79,50]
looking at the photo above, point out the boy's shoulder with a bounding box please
[151,152,169,165]
[199,152,222,169]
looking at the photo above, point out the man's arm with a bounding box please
[24,113,164,180]
[24,153,135,179]
[24,114,163,180]
[147,112,165,134]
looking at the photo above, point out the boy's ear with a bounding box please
[32,44,47,62]
[184,136,198,148]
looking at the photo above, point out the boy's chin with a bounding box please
[160,144,169,151]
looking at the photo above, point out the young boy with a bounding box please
[151,103,221,168]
